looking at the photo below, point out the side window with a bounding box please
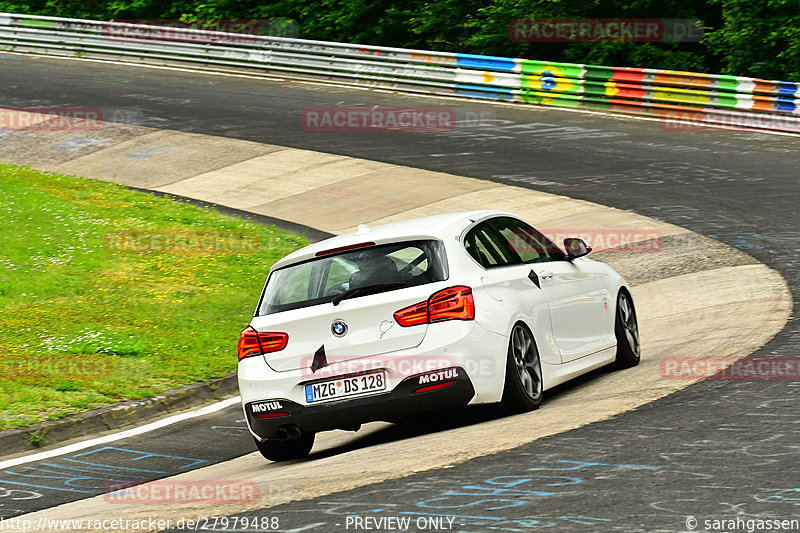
[388,246,430,279]
[489,217,564,263]
[464,221,522,269]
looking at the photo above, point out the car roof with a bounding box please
[271,209,510,270]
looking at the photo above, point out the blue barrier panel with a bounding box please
[455,84,514,101]
[777,81,800,98]
[456,53,516,72]
[775,97,797,113]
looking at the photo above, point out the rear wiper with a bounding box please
[331,282,407,306]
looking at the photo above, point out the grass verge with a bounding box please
[0,163,307,430]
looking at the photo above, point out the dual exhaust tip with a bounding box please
[274,424,303,441]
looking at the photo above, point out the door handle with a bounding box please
[540,270,554,280]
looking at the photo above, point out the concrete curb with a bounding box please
[126,186,335,243]
[0,372,238,456]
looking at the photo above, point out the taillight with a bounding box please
[393,300,429,327]
[394,286,475,327]
[429,286,475,323]
[237,326,288,361]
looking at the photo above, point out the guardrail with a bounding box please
[2,12,799,133]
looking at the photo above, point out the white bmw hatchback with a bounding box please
[238,210,640,461]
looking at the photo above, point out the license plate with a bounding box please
[305,371,387,403]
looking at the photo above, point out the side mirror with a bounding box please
[564,237,591,260]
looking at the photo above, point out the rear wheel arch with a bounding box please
[510,319,536,344]
[501,321,544,412]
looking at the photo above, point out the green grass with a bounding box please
[0,164,307,430]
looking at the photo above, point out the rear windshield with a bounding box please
[258,240,448,315]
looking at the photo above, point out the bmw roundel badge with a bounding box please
[331,320,348,337]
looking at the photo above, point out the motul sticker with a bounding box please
[251,401,283,413]
[418,368,458,384]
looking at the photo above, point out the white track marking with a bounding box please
[4,51,798,138]
[0,396,241,469]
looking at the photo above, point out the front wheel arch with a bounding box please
[613,288,640,369]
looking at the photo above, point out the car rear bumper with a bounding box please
[245,366,475,440]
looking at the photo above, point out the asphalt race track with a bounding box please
[1,54,799,532]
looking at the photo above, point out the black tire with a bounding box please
[613,291,641,368]
[253,433,315,462]
[501,323,543,412]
